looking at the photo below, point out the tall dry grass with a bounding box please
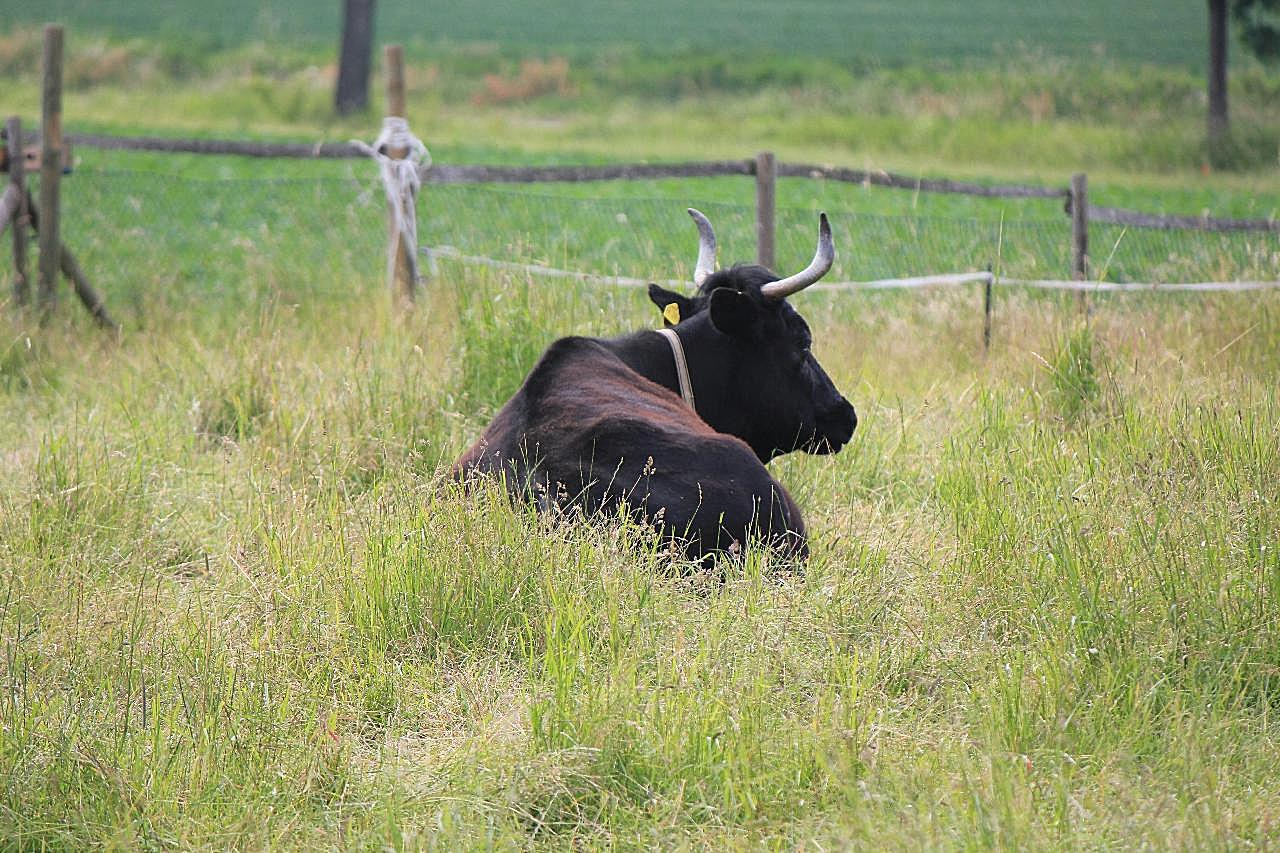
[2,268,1276,846]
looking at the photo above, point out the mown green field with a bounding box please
[2,10,1280,849]
[26,154,1280,324]
[1,0,1214,69]
[4,24,1280,183]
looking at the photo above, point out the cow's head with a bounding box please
[648,209,857,462]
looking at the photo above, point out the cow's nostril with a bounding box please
[821,400,856,437]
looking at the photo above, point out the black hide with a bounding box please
[452,265,857,562]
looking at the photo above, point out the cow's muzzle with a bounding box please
[807,399,857,455]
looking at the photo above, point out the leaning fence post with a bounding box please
[382,43,418,307]
[1070,172,1089,313]
[20,187,117,331]
[755,150,776,270]
[39,23,64,318]
[7,117,30,306]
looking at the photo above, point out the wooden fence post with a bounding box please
[755,150,776,270]
[39,23,64,318]
[335,0,375,115]
[1070,172,1089,313]
[385,44,406,129]
[383,43,417,307]
[0,185,19,234]
[21,186,117,331]
[7,117,30,306]
[982,264,994,353]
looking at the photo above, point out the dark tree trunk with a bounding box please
[335,0,376,115]
[1208,0,1230,152]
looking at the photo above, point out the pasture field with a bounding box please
[0,1,1214,69]
[9,149,1276,326]
[3,7,1280,179]
[2,10,1280,848]
[1,150,1279,849]
[2,245,1279,846]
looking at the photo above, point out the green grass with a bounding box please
[2,0,1220,70]
[35,156,1275,329]
[4,16,1279,179]
[5,50,1279,184]
[2,267,1279,847]
[2,12,1280,846]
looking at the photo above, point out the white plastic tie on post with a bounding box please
[353,117,433,289]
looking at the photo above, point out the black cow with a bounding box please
[452,209,857,562]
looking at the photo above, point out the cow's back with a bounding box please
[452,337,806,560]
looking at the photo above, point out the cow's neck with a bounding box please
[655,328,696,410]
[602,317,747,444]
[601,328,687,404]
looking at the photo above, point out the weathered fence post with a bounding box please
[7,117,30,306]
[386,43,406,121]
[982,264,994,353]
[755,150,776,270]
[1207,0,1229,160]
[39,23,64,318]
[0,179,19,234]
[383,43,418,307]
[1070,172,1089,313]
[20,186,117,331]
[335,0,375,115]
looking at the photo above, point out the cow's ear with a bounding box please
[708,287,760,337]
[648,284,694,327]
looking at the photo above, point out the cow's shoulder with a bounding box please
[454,336,667,478]
[521,336,636,400]
[522,336,700,423]
[449,340,600,480]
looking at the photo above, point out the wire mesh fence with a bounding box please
[420,185,1276,284]
[21,151,1280,319]
[419,184,1066,283]
[55,168,381,311]
[1090,221,1278,284]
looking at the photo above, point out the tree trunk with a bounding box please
[1208,0,1230,154]
[335,0,376,115]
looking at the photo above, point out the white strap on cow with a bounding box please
[656,327,696,412]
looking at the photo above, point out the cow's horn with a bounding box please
[688,208,717,287]
[759,213,835,300]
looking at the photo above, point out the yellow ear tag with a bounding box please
[662,303,681,325]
